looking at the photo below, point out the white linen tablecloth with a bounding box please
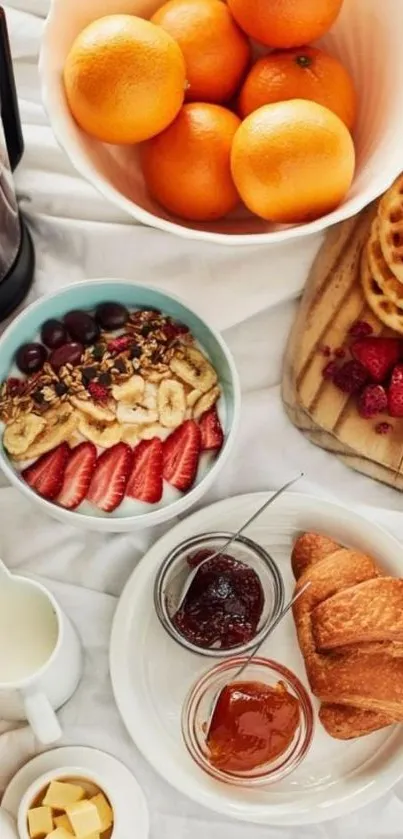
[2,3,403,838]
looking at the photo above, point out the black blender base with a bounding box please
[0,216,35,323]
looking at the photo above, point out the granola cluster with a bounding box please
[0,310,190,425]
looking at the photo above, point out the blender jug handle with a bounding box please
[0,7,23,171]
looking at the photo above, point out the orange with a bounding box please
[231,99,355,224]
[141,103,241,221]
[63,15,186,144]
[227,0,344,48]
[151,0,250,103]
[239,46,357,131]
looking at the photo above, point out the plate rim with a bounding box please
[110,491,403,825]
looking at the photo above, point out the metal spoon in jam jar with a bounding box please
[175,474,303,611]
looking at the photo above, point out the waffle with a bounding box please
[361,243,403,334]
[367,218,403,310]
[378,174,403,283]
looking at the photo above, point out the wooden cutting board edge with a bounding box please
[282,200,403,492]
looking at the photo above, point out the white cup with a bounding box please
[0,559,82,744]
[0,766,116,839]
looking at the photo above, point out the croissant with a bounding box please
[292,532,403,739]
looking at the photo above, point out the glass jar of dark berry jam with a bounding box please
[154,532,284,658]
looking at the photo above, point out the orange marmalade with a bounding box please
[206,680,300,773]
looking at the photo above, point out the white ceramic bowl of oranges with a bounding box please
[39,0,403,246]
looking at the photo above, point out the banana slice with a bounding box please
[186,388,202,408]
[45,403,73,424]
[3,414,46,456]
[142,382,158,410]
[70,394,116,423]
[112,376,144,404]
[12,409,77,461]
[139,422,168,441]
[146,369,171,384]
[158,379,186,428]
[78,415,122,448]
[169,347,217,393]
[116,402,159,425]
[121,424,141,446]
[192,385,221,420]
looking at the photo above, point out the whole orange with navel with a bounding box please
[141,102,241,221]
[63,14,186,144]
[227,0,345,48]
[239,46,357,131]
[151,0,250,103]
[231,99,355,224]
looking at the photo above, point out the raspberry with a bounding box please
[107,335,132,354]
[88,382,109,402]
[334,347,346,359]
[349,320,374,338]
[322,361,339,380]
[358,384,388,418]
[333,361,369,393]
[375,422,393,435]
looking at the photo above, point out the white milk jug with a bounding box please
[0,559,83,744]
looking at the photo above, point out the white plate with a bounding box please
[1,746,149,839]
[110,492,403,826]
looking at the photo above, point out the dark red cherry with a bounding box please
[95,302,129,330]
[16,343,47,375]
[49,342,84,371]
[41,319,69,349]
[63,311,99,345]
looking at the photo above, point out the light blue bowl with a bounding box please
[0,280,240,532]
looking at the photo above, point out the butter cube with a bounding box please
[54,815,74,834]
[43,781,85,811]
[46,830,75,839]
[27,806,53,838]
[65,801,101,838]
[90,794,113,832]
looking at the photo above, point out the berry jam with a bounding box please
[206,681,300,773]
[172,550,264,650]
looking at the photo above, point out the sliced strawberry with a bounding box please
[22,443,70,501]
[163,420,201,492]
[351,337,401,382]
[199,407,224,451]
[57,442,97,510]
[388,365,403,417]
[87,443,133,512]
[126,438,163,503]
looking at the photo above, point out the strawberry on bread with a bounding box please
[87,442,133,512]
[22,442,70,500]
[126,438,163,504]
[57,441,97,509]
[163,420,201,492]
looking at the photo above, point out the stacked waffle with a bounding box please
[362,174,403,331]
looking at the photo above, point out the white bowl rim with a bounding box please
[38,0,402,247]
[0,278,241,532]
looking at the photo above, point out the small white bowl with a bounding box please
[18,766,116,839]
[39,0,403,246]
